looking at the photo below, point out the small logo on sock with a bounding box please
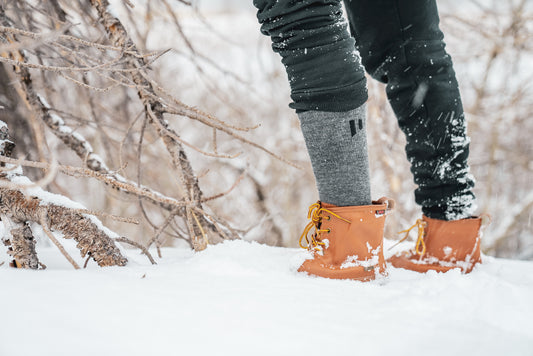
[349,119,364,137]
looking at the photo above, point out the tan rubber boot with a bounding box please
[297,197,393,281]
[388,215,483,273]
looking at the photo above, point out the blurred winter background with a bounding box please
[2,0,531,260]
[120,0,533,258]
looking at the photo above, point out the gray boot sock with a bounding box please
[298,105,371,207]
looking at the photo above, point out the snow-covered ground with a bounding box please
[2,240,532,356]
[1,2,531,355]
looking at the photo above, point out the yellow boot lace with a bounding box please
[299,202,351,251]
[394,219,427,256]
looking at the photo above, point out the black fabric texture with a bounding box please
[253,0,368,112]
[344,0,475,219]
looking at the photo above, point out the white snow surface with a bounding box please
[1,240,532,356]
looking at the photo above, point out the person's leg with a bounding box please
[344,0,481,272]
[344,0,476,221]
[253,0,372,207]
[253,0,391,280]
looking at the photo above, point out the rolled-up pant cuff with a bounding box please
[254,0,368,112]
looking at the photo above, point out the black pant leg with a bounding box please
[253,0,368,112]
[344,0,476,220]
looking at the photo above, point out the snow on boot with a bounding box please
[297,198,394,281]
[388,215,483,273]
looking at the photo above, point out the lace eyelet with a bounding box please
[325,216,331,220]
[326,228,331,233]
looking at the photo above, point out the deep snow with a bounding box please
[1,239,532,356]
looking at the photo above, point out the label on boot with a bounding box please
[375,209,386,218]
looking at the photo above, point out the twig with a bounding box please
[201,171,245,203]
[68,208,139,224]
[148,106,242,159]
[40,211,80,270]
[114,237,156,265]
[147,207,179,249]
[83,255,91,268]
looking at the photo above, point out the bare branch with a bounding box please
[40,211,81,270]
[114,237,156,265]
